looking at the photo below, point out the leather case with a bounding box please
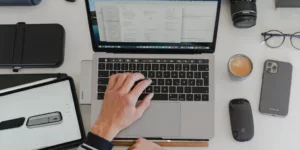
[0,22,65,72]
[0,73,67,90]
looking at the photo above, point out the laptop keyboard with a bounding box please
[97,58,210,101]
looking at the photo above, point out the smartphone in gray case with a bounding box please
[260,60,293,117]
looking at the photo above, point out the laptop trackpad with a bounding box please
[122,102,181,138]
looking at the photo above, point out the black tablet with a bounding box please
[0,77,85,150]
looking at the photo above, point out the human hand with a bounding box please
[128,138,165,150]
[92,73,153,141]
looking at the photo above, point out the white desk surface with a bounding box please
[1,0,300,150]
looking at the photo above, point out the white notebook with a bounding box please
[0,78,85,150]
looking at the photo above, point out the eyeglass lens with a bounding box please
[291,32,300,50]
[264,30,285,48]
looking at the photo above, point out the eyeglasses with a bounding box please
[261,30,300,50]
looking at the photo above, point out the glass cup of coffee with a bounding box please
[228,54,253,79]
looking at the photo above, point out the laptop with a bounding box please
[86,0,220,141]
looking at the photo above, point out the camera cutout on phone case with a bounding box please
[266,61,278,74]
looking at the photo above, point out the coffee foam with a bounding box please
[229,56,252,77]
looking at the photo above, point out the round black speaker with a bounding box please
[230,0,257,28]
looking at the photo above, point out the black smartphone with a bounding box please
[260,60,293,117]
[229,99,254,142]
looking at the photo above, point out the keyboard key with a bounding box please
[121,64,129,70]
[106,63,113,70]
[156,72,163,78]
[98,71,109,77]
[181,79,187,86]
[129,64,136,70]
[192,87,209,93]
[98,78,109,85]
[152,94,168,100]
[191,64,197,71]
[138,94,148,100]
[167,64,174,70]
[151,79,157,85]
[179,94,185,101]
[97,93,105,100]
[98,63,105,70]
[187,94,193,101]
[163,72,171,78]
[204,79,209,86]
[173,79,180,86]
[185,87,192,93]
[202,94,209,101]
[113,64,120,70]
[117,71,124,73]
[166,79,172,85]
[179,72,186,78]
[169,94,178,101]
[169,87,176,93]
[194,94,201,101]
[148,71,155,78]
[146,86,153,93]
[162,86,168,93]
[198,65,209,71]
[196,79,203,86]
[171,72,178,78]
[202,72,209,79]
[183,64,189,71]
[145,64,151,70]
[158,79,164,85]
[137,64,143,70]
[109,71,116,76]
[175,64,182,70]
[177,87,183,93]
[154,86,161,93]
[152,64,159,70]
[160,64,166,70]
[202,72,209,86]
[194,72,201,78]
[187,72,193,78]
[98,86,106,92]
[188,79,196,86]
[141,71,148,78]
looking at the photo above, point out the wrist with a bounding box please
[91,120,120,141]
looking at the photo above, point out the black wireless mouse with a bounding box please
[229,99,254,142]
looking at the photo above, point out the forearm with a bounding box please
[78,132,114,150]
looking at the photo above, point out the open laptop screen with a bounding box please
[86,0,220,52]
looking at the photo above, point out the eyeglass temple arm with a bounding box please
[261,33,300,39]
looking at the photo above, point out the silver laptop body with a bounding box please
[86,0,221,141]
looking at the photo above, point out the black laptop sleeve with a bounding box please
[0,22,65,71]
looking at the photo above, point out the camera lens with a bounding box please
[230,0,257,28]
[267,68,271,72]
[272,66,277,70]
[268,62,272,67]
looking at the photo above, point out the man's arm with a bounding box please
[78,73,153,150]
[78,132,113,150]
